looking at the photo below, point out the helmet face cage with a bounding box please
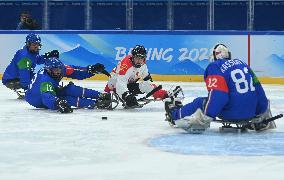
[213,44,231,61]
[131,45,147,68]
[44,58,65,81]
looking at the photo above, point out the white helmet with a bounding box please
[213,43,231,61]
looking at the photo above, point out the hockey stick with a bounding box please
[72,93,120,110]
[262,114,283,124]
[138,85,162,101]
[214,113,283,125]
[92,93,119,110]
[115,85,163,108]
[14,89,25,99]
[101,70,111,77]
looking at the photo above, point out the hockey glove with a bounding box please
[44,50,59,59]
[87,63,111,77]
[143,73,153,82]
[122,92,139,108]
[87,63,105,74]
[55,98,73,113]
[96,93,112,109]
[57,81,74,92]
[164,97,183,126]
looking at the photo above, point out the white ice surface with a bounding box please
[0,81,284,180]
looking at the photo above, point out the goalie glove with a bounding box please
[55,98,73,113]
[44,50,59,59]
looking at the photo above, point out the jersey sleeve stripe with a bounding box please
[65,65,74,76]
[205,75,229,93]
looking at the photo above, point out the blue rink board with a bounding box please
[149,132,284,156]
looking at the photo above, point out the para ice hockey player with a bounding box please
[25,57,114,113]
[104,45,170,108]
[165,43,276,133]
[2,33,59,96]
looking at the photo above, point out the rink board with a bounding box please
[72,74,284,85]
[0,31,284,84]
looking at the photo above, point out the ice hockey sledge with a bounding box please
[213,114,283,133]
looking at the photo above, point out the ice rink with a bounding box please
[1,80,284,180]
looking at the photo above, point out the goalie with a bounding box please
[104,45,170,108]
[165,43,276,133]
[25,57,117,113]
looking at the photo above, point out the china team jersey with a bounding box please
[105,55,149,98]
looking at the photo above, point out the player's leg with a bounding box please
[165,97,212,133]
[61,96,96,108]
[4,78,25,99]
[250,100,276,131]
[168,97,207,121]
[132,81,168,99]
[57,82,100,99]
[61,94,119,110]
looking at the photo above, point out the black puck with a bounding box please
[102,116,108,120]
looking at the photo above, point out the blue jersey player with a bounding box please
[2,33,59,97]
[165,43,276,133]
[25,57,116,113]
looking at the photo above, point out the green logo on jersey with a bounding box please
[17,57,32,69]
[250,70,260,85]
[40,82,56,95]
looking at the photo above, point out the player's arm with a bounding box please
[37,50,60,64]
[40,81,72,113]
[17,56,33,89]
[204,64,229,118]
[64,63,108,80]
[64,65,93,80]
[140,65,153,82]
[36,55,46,65]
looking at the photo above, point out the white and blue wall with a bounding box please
[0,31,283,84]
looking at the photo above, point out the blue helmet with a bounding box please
[26,33,41,44]
[44,57,65,80]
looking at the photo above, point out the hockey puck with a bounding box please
[102,116,108,120]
